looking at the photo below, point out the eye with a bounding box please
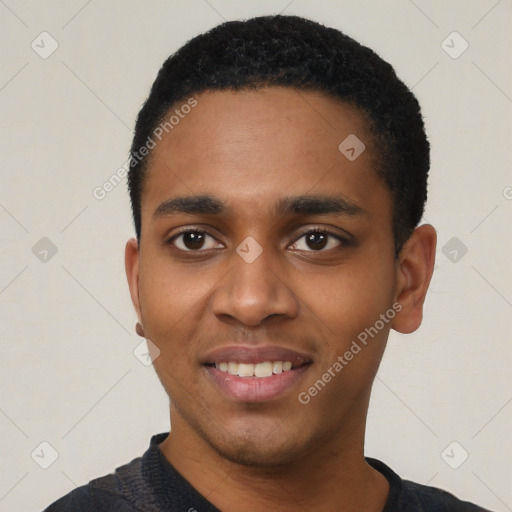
[168,229,222,251]
[289,229,345,252]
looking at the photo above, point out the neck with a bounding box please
[159,403,389,512]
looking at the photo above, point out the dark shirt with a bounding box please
[43,432,491,512]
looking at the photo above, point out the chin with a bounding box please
[171,397,320,467]
[211,434,302,467]
[217,415,324,467]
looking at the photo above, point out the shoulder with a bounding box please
[43,456,145,512]
[42,484,135,512]
[399,479,490,511]
[367,458,491,512]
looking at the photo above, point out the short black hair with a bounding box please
[128,14,429,254]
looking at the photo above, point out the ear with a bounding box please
[391,224,437,334]
[125,237,142,323]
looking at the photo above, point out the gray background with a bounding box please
[0,0,511,510]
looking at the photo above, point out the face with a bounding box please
[126,87,419,466]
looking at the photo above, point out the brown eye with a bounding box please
[170,230,221,251]
[305,232,328,250]
[289,230,344,252]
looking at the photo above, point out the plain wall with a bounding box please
[0,1,510,510]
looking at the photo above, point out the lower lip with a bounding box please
[204,365,311,403]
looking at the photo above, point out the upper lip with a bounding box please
[202,345,313,366]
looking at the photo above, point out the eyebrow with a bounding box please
[153,194,365,219]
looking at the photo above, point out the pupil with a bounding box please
[307,233,327,250]
[184,232,204,250]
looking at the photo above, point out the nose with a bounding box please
[211,244,299,327]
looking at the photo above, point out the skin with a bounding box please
[125,87,436,512]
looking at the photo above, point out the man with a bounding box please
[44,14,490,512]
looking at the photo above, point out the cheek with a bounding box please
[304,257,394,341]
[137,258,206,353]
[295,260,394,414]
[138,262,208,397]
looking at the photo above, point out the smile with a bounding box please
[202,346,313,402]
[214,360,294,378]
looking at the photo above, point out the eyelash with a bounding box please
[165,227,349,253]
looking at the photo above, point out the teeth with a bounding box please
[215,361,294,377]
[237,363,254,377]
[254,361,273,377]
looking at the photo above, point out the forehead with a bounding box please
[141,87,389,222]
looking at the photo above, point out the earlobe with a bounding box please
[135,322,145,338]
[125,237,142,323]
[392,224,437,334]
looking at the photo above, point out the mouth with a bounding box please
[207,360,299,377]
[202,346,313,403]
